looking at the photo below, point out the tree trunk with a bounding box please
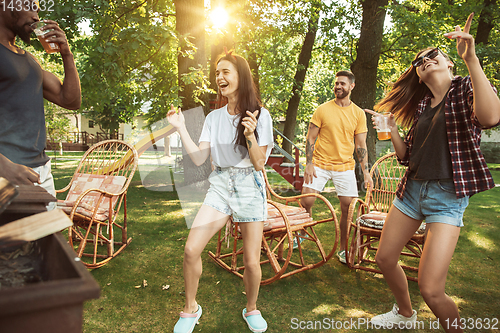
[175,0,206,110]
[476,0,496,45]
[350,0,388,189]
[74,114,79,134]
[208,0,235,113]
[247,51,261,100]
[174,0,210,185]
[209,34,234,112]
[282,3,321,154]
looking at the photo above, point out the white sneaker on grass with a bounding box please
[370,304,417,329]
[292,236,303,249]
[336,250,346,264]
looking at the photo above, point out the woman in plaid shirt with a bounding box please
[367,13,500,332]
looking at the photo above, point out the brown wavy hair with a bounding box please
[215,50,262,155]
[375,47,453,128]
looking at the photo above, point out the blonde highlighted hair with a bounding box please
[375,47,453,128]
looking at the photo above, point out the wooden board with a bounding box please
[0,178,18,216]
[3,185,56,215]
[0,209,72,247]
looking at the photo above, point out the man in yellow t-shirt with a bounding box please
[299,71,373,264]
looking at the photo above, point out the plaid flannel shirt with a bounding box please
[396,75,499,199]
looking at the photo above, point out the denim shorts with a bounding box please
[203,166,267,222]
[393,178,469,227]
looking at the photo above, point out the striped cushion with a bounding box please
[263,202,313,231]
[57,173,126,221]
[358,211,426,234]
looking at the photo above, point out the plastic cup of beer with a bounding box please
[374,114,391,140]
[31,21,60,54]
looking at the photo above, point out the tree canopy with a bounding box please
[33,0,499,152]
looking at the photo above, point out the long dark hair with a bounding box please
[215,50,262,155]
[375,47,453,128]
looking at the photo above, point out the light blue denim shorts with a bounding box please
[203,166,267,222]
[393,178,469,227]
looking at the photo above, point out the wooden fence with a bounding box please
[46,132,124,152]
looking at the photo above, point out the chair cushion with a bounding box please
[358,211,426,234]
[263,202,313,231]
[57,173,127,221]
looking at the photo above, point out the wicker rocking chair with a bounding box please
[346,152,426,282]
[56,140,138,268]
[208,169,339,285]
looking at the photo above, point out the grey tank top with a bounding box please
[0,44,49,168]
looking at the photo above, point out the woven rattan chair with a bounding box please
[56,140,138,268]
[346,152,426,282]
[208,169,339,285]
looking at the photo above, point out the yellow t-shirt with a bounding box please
[310,100,367,171]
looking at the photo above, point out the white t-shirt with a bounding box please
[199,105,274,168]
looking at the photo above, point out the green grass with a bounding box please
[51,156,500,333]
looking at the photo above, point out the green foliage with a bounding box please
[44,101,76,145]
[224,1,309,119]
[179,65,215,107]
[74,0,180,132]
[380,0,500,97]
[225,0,350,130]
[476,34,500,91]
[32,0,500,139]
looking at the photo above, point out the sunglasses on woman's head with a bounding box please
[412,48,440,67]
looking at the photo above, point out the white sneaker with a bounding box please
[336,250,346,264]
[370,304,417,329]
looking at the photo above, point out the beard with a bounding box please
[14,26,32,44]
[11,12,32,44]
[335,89,349,99]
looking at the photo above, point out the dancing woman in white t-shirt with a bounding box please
[168,50,273,333]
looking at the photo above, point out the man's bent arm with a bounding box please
[42,53,81,110]
[40,20,81,110]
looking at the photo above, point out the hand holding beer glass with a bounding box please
[30,21,60,54]
[364,109,392,140]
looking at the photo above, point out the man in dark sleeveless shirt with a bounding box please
[0,2,81,207]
